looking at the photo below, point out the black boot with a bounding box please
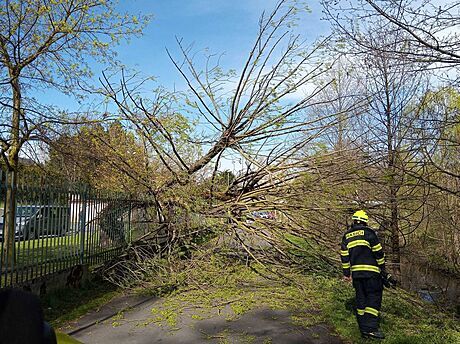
[361,330,385,340]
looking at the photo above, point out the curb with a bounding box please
[66,295,157,336]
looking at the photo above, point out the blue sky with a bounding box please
[116,1,330,172]
[37,1,330,111]
[113,0,329,90]
[34,1,331,171]
[114,1,330,172]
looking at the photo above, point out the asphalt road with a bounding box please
[69,296,343,344]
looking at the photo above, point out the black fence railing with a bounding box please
[0,171,153,288]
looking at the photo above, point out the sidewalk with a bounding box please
[69,293,343,344]
[62,293,155,336]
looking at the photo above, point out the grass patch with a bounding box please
[284,235,460,343]
[14,232,109,267]
[311,276,460,344]
[1,232,121,287]
[41,276,119,329]
[15,234,81,268]
[132,248,460,343]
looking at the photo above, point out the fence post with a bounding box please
[79,187,88,265]
[128,201,132,244]
[0,170,4,285]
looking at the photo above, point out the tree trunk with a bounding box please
[2,71,21,269]
[3,170,17,271]
[389,184,401,276]
[384,75,401,276]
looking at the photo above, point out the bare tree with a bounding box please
[322,0,460,194]
[91,0,375,277]
[100,1,341,207]
[323,0,460,67]
[322,7,433,272]
[363,0,460,66]
[310,56,368,151]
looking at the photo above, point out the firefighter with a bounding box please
[340,210,386,340]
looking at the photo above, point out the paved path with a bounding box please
[69,295,343,344]
[62,293,154,335]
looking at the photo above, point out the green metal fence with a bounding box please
[0,171,150,288]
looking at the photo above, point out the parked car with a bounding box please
[0,205,71,240]
[251,211,275,220]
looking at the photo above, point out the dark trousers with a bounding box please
[352,276,383,332]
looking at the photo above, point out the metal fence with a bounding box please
[0,171,152,288]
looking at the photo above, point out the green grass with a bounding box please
[283,234,460,343]
[129,246,460,344]
[314,276,460,343]
[35,233,459,343]
[41,276,119,329]
[9,228,123,267]
[15,234,81,266]
[2,235,84,286]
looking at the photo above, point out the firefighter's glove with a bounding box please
[381,271,397,289]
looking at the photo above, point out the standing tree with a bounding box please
[323,0,460,66]
[322,0,460,273]
[362,0,460,66]
[0,0,149,264]
[323,0,460,195]
[46,121,154,192]
[359,40,429,271]
[310,56,368,152]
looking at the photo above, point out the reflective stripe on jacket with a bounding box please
[340,224,385,279]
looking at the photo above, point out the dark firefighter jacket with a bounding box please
[340,224,385,279]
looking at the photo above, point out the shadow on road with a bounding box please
[72,297,343,344]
